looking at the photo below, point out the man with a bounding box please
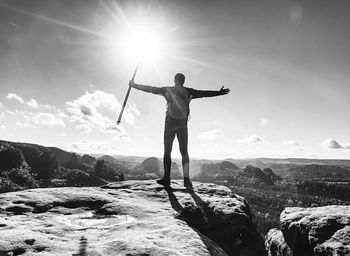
[129,73,230,187]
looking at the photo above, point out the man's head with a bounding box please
[174,73,185,86]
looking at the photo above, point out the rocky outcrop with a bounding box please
[265,206,350,256]
[262,168,282,182]
[238,165,274,185]
[199,161,239,179]
[265,228,293,256]
[0,180,265,256]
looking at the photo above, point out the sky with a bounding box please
[0,0,350,159]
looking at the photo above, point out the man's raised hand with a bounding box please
[219,86,230,95]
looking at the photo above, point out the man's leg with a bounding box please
[161,125,176,184]
[177,125,190,180]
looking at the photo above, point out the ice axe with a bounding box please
[117,64,139,125]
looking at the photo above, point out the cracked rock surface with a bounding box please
[0,180,265,256]
[265,205,350,256]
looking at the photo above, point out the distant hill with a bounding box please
[226,158,350,173]
[197,161,240,179]
[278,164,350,181]
[0,140,125,192]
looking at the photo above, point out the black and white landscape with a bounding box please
[1,0,350,255]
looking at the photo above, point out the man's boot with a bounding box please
[184,177,192,188]
[156,177,171,187]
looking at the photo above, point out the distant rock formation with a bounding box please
[81,154,96,165]
[141,157,160,173]
[237,165,274,185]
[265,205,350,256]
[220,160,240,170]
[198,161,239,179]
[0,180,266,256]
[262,168,282,182]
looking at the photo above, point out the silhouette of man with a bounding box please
[129,73,229,187]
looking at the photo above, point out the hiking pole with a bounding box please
[117,64,139,125]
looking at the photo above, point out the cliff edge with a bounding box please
[0,180,265,256]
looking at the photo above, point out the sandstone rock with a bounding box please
[270,205,350,256]
[0,180,265,256]
[238,165,274,185]
[262,168,282,182]
[265,228,293,256]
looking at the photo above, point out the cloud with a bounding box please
[60,132,68,137]
[283,140,300,146]
[0,102,6,119]
[198,129,223,140]
[66,90,139,133]
[0,125,5,129]
[75,124,92,134]
[259,118,270,126]
[15,122,34,128]
[5,93,56,110]
[5,108,66,128]
[237,134,263,144]
[320,138,350,150]
[6,93,25,104]
[26,99,39,109]
[33,113,65,127]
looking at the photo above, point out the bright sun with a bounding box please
[120,26,165,64]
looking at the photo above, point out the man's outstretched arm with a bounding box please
[190,86,230,99]
[129,80,163,95]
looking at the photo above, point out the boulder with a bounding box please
[265,228,293,256]
[265,205,350,256]
[0,180,265,256]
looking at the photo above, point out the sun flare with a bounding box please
[120,26,165,64]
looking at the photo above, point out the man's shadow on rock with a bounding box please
[160,186,227,256]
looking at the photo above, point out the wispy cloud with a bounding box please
[237,134,263,144]
[7,110,66,127]
[0,102,5,119]
[6,93,25,104]
[15,122,34,128]
[198,129,223,140]
[26,99,39,109]
[0,125,5,129]
[6,93,54,110]
[283,140,300,146]
[320,138,350,150]
[259,118,270,127]
[31,112,65,127]
[75,124,92,134]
